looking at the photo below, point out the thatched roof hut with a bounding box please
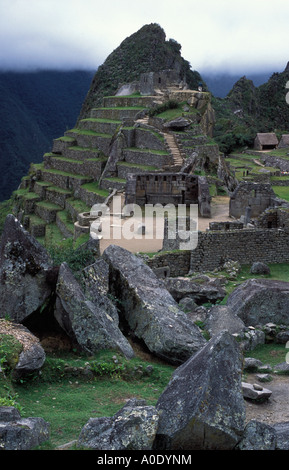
[254,133,278,151]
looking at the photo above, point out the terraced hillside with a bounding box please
[12,90,219,247]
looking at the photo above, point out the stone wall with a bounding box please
[125,173,211,208]
[190,228,289,272]
[229,182,276,218]
[145,250,191,277]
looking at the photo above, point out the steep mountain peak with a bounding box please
[78,23,204,121]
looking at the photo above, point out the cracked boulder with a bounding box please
[54,262,134,359]
[153,331,246,450]
[102,245,206,365]
[0,214,55,323]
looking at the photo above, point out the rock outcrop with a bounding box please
[236,420,276,451]
[0,406,50,450]
[102,244,206,365]
[163,275,226,304]
[205,305,245,337]
[77,398,159,450]
[0,319,46,379]
[54,262,134,359]
[153,331,246,450]
[226,278,289,326]
[0,214,55,323]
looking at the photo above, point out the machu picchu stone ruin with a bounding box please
[3,21,289,451]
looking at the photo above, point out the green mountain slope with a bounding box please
[0,71,94,201]
[213,64,289,153]
[78,23,205,121]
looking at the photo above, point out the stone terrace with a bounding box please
[13,91,218,245]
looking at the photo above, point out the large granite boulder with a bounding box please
[54,262,134,359]
[226,279,289,326]
[102,245,206,365]
[0,319,46,379]
[163,275,226,304]
[0,406,50,450]
[153,331,246,450]
[205,305,245,337]
[77,398,159,450]
[0,214,55,323]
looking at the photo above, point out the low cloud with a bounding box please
[0,0,288,74]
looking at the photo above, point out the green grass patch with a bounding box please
[12,350,175,449]
[244,343,287,368]
[272,186,289,201]
[80,118,122,124]
[56,210,74,233]
[67,198,90,214]
[46,185,72,195]
[81,182,110,198]
[103,177,126,183]
[117,162,159,171]
[55,136,76,143]
[42,168,91,180]
[36,201,61,211]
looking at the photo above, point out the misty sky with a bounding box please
[1,0,289,76]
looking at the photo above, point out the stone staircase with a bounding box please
[162,131,185,171]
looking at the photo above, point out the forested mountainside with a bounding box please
[213,64,289,153]
[0,70,94,201]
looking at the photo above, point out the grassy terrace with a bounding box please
[81,182,110,198]
[80,118,122,124]
[42,168,92,179]
[36,201,61,210]
[45,155,85,165]
[66,128,112,138]
[94,106,146,111]
[117,161,159,171]
[66,198,90,214]
[46,185,72,195]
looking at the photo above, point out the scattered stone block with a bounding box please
[242,382,272,401]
